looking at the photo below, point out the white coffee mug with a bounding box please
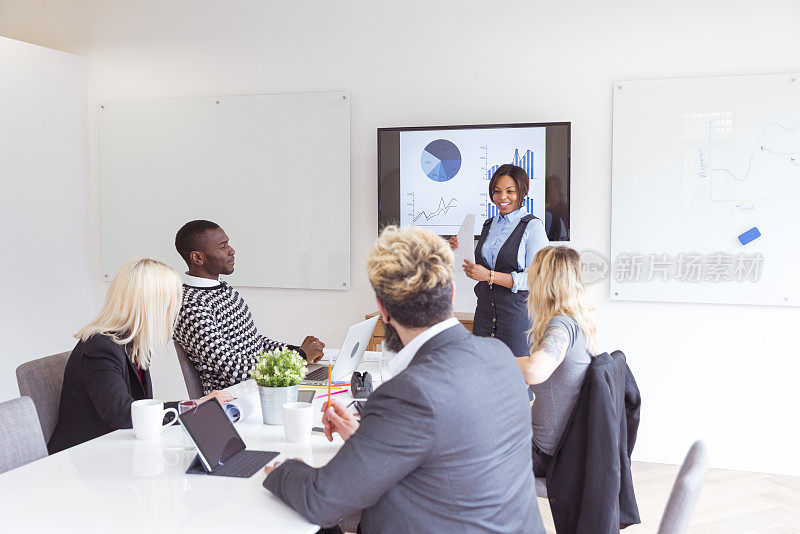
[282,402,313,442]
[131,399,179,440]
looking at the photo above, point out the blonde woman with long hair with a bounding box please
[516,246,598,477]
[48,258,231,454]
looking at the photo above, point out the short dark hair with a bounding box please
[489,164,529,209]
[175,220,220,265]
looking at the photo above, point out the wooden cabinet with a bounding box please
[365,311,475,351]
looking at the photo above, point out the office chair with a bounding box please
[0,397,49,474]
[657,440,708,534]
[16,350,70,442]
[174,341,204,399]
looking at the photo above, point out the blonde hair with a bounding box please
[527,246,598,355]
[76,258,183,369]
[366,225,454,327]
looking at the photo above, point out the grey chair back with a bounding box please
[15,350,71,442]
[0,397,49,474]
[534,477,548,498]
[657,440,708,534]
[174,341,204,399]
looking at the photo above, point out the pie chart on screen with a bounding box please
[421,139,461,182]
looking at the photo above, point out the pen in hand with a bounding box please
[326,363,333,411]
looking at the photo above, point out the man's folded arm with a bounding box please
[264,381,434,526]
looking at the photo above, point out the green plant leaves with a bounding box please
[249,347,308,388]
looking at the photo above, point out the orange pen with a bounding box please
[326,363,333,411]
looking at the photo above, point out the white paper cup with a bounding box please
[282,402,313,442]
[131,399,178,440]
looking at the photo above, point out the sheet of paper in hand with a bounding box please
[452,213,477,313]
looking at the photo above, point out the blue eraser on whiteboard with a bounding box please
[738,227,761,245]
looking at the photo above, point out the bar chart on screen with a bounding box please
[486,148,536,181]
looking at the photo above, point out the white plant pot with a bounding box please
[258,385,299,425]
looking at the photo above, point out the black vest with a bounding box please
[472,214,537,357]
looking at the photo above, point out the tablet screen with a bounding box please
[179,399,246,471]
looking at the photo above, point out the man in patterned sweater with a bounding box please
[173,220,325,394]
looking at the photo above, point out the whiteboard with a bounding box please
[100,92,350,290]
[611,74,800,307]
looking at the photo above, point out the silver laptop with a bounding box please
[302,316,380,385]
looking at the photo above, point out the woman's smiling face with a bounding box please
[491,174,519,216]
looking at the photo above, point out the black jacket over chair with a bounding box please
[48,334,154,454]
[546,350,641,534]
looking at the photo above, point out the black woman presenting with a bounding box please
[449,164,549,364]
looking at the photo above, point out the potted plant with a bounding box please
[250,347,307,425]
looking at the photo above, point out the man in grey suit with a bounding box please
[263,225,544,534]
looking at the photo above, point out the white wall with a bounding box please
[1,0,799,475]
[0,36,92,401]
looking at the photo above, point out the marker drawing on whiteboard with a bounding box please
[737,227,761,245]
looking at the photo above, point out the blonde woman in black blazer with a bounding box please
[48,258,231,454]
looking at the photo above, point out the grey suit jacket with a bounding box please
[264,324,545,533]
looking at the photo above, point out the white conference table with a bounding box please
[0,354,382,534]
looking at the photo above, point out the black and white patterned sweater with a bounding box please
[174,281,300,395]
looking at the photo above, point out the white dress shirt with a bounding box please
[386,317,461,378]
[183,273,222,288]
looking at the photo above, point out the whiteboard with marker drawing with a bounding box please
[610,74,800,307]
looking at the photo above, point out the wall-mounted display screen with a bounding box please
[378,122,570,240]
